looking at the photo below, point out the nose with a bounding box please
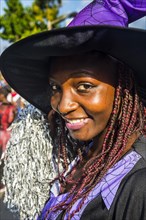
[56,89,79,115]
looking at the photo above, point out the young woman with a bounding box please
[0,0,146,219]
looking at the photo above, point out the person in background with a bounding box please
[0,86,16,156]
[0,0,146,220]
[7,90,26,112]
[0,86,17,194]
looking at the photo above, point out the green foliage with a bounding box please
[35,0,62,8]
[0,0,69,43]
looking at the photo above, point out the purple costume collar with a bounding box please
[38,150,141,220]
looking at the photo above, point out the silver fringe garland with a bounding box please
[2,105,57,220]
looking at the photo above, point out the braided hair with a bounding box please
[47,56,146,220]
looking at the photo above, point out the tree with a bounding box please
[0,0,27,42]
[0,0,76,42]
[34,0,62,8]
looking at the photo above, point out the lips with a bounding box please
[65,118,89,130]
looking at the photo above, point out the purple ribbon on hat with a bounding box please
[68,0,146,27]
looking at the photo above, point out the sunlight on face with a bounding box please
[49,52,117,142]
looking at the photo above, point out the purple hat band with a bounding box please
[68,0,146,27]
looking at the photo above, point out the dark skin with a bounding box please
[49,53,139,192]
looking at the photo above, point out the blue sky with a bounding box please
[0,0,90,54]
[0,0,146,54]
[0,0,90,17]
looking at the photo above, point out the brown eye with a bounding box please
[52,85,58,91]
[50,83,61,93]
[77,83,95,92]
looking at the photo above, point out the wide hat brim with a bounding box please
[0,25,146,113]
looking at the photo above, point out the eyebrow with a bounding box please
[49,69,97,81]
[69,70,97,78]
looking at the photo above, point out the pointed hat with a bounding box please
[0,0,146,113]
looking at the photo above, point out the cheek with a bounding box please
[88,87,115,120]
[92,86,114,109]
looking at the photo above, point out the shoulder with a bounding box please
[120,141,146,195]
[122,167,146,193]
[117,150,146,197]
[109,167,146,220]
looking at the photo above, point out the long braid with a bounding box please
[47,64,145,219]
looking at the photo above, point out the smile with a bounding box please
[66,118,85,124]
[65,118,89,130]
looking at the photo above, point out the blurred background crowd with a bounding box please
[0,72,26,156]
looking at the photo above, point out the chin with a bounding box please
[69,132,93,142]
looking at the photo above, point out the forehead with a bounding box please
[49,52,118,86]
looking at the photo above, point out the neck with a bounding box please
[86,129,107,159]
[86,130,140,160]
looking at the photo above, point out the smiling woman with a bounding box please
[0,0,146,220]
[43,51,146,219]
[49,53,116,143]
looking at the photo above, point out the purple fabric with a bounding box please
[38,150,141,220]
[68,0,146,27]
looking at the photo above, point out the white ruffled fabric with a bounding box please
[2,105,57,220]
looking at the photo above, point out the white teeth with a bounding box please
[67,119,84,124]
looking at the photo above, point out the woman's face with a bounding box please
[49,53,117,142]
